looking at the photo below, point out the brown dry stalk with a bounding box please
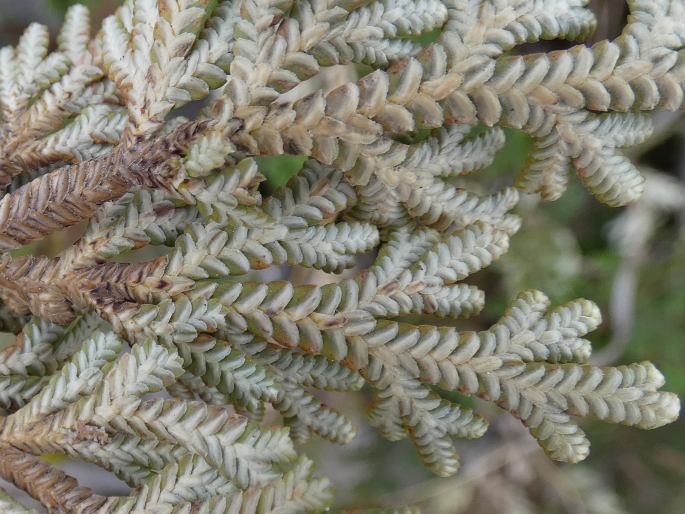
[0,254,168,324]
[0,120,207,252]
[0,444,106,513]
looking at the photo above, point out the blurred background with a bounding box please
[0,1,684,513]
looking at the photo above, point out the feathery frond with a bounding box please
[0,1,681,512]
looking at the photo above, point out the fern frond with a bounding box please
[0,1,682,511]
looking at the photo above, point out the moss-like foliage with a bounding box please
[0,1,682,511]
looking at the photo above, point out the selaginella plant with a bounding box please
[0,0,682,512]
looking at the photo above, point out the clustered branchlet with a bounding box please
[0,1,682,512]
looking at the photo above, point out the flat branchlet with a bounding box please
[0,0,682,512]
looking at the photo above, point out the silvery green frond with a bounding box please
[402,125,506,177]
[274,379,356,444]
[0,318,66,377]
[10,330,122,428]
[175,337,280,412]
[70,434,188,486]
[100,0,232,134]
[0,375,44,411]
[0,6,119,193]
[0,314,107,413]
[0,337,309,507]
[442,0,597,57]
[331,508,420,514]
[239,341,365,391]
[367,373,487,475]
[0,0,683,512]
[167,456,333,514]
[65,190,199,269]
